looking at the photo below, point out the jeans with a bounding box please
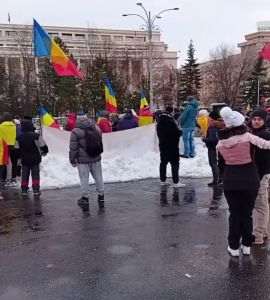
[224,190,257,249]
[182,128,195,157]
[77,161,104,198]
[253,174,270,241]
[208,148,219,183]
[21,164,40,192]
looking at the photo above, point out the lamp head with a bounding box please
[136,2,143,6]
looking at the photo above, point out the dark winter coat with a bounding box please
[180,98,199,128]
[203,119,223,149]
[218,125,260,191]
[18,120,48,166]
[250,126,270,179]
[69,117,102,164]
[117,113,138,131]
[157,113,181,161]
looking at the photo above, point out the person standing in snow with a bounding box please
[156,107,185,188]
[203,111,224,187]
[97,111,112,133]
[180,96,199,158]
[197,109,209,138]
[249,109,270,245]
[69,114,105,210]
[217,107,270,257]
[18,119,48,196]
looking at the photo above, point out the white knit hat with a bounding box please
[198,109,209,117]
[220,106,245,128]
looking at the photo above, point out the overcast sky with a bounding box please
[1,0,269,64]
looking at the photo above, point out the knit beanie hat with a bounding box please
[250,109,267,121]
[209,111,220,120]
[198,109,209,117]
[220,106,245,128]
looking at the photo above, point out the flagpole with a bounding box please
[32,21,42,136]
[257,78,260,107]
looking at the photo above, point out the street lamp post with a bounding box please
[122,3,179,108]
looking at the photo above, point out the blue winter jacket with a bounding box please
[180,98,199,128]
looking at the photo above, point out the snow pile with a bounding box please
[41,124,211,189]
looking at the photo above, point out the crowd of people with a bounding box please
[2,96,270,258]
[64,108,153,134]
[157,96,270,257]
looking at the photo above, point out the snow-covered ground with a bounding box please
[41,124,211,189]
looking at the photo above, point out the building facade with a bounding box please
[199,22,270,106]
[0,23,177,82]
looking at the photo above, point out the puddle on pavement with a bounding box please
[0,197,43,235]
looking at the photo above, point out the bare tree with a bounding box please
[202,44,256,107]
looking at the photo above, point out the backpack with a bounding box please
[84,127,103,157]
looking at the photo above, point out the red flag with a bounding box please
[260,43,270,61]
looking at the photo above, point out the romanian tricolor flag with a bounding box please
[38,106,60,128]
[139,91,149,114]
[33,19,83,79]
[138,91,153,126]
[104,79,117,113]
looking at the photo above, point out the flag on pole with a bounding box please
[38,106,60,128]
[259,43,270,61]
[139,90,149,114]
[8,13,11,24]
[138,90,153,126]
[104,78,117,113]
[33,19,83,79]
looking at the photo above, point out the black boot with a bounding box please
[98,194,105,209]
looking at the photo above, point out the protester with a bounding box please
[180,96,199,158]
[156,106,185,188]
[18,119,48,196]
[97,111,112,133]
[65,113,77,131]
[117,109,138,131]
[203,111,223,187]
[0,112,16,186]
[197,109,209,138]
[217,106,270,257]
[249,109,270,244]
[0,115,9,186]
[110,113,120,132]
[69,114,105,210]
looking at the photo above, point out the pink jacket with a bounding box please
[217,132,270,165]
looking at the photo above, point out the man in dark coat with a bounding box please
[18,120,48,195]
[156,107,185,188]
[250,109,270,244]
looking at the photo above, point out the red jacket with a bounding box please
[97,118,112,133]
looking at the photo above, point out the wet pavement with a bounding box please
[0,178,270,300]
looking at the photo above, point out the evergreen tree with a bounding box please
[241,56,270,108]
[177,40,201,104]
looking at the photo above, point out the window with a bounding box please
[5,31,17,37]
[101,35,111,42]
[126,36,134,42]
[134,37,144,42]
[114,36,123,42]
[75,34,85,39]
[62,33,73,37]
[48,32,59,37]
